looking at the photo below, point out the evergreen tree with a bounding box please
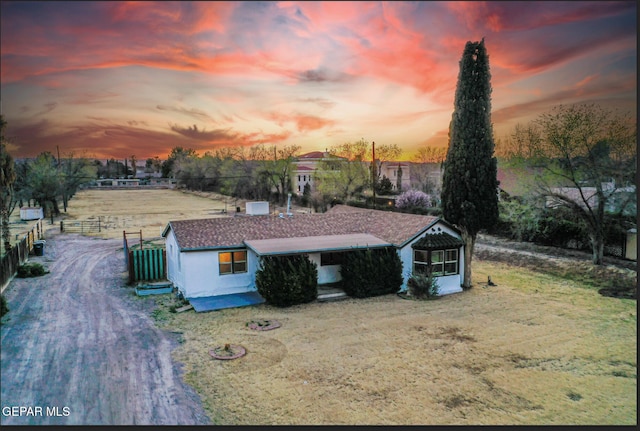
[441,39,499,289]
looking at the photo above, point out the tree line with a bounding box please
[161,140,409,210]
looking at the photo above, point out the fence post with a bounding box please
[123,230,128,268]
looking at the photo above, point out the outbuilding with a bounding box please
[20,207,44,221]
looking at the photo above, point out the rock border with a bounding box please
[209,344,246,360]
[246,319,281,331]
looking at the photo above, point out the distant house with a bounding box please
[292,151,343,194]
[95,178,139,187]
[378,162,411,192]
[292,150,411,194]
[545,181,636,216]
[161,204,465,300]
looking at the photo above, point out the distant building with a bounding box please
[378,162,411,192]
[292,151,343,194]
[292,150,411,194]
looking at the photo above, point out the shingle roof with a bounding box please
[164,205,439,251]
[411,232,465,250]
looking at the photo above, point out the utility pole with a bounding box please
[372,141,376,209]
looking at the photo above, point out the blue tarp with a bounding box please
[189,291,265,313]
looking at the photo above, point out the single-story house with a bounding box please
[161,204,465,300]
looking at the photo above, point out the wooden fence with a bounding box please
[128,248,166,283]
[1,219,44,292]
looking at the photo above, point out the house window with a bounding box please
[298,175,301,182]
[321,252,344,266]
[219,250,247,275]
[444,249,458,275]
[413,249,458,276]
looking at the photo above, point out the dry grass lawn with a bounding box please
[153,262,636,425]
[31,188,636,425]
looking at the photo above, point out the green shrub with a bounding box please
[256,254,318,307]
[1,294,8,318]
[533,207,590,249]
[494,198,542,242]
[407,271,440,299]
[340,247,403,298]
[16,262,48,278]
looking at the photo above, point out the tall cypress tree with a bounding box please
[441,39,499,289]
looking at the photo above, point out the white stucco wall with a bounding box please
[166,229,260,298]
[398,221,464,296]
[308,253,342,285]
[178,249,258,298]
[165,230,184,291]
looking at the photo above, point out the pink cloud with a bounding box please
[268,112,335,133]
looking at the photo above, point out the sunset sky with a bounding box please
[1,1,636,161]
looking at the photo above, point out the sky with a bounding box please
[1,1,637,161]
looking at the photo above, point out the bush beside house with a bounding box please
[407,271,440,299]
[255,255,318,307]
[340,247,403,298]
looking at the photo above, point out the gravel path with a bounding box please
[1,231,210,425]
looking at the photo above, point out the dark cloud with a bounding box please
[4,118,196,159]
[127,120,148,127]
[297,68,350,84]
[156,105,215,122]
[31,102,57,117]
[170,123,238,142]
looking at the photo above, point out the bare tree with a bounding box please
[411,146,447,194]
[316,140,370,202]
[129,155,137,178]
[254,144,301,205]
[525,103,636,264]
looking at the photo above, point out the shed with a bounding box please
[20,207,44,220]
[625,229,636,261]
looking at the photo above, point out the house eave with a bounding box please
[244,233,392,256]
[180,244,246,252]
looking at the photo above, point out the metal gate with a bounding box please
[128,248,166,283]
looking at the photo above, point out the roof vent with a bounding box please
[286,193,293,217]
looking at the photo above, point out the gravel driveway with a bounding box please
[1,231,210,425]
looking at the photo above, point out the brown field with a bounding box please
[16,188,639,425]
[58,188,254,240]
[6,188,280,248]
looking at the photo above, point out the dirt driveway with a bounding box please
[0,230,210,425]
